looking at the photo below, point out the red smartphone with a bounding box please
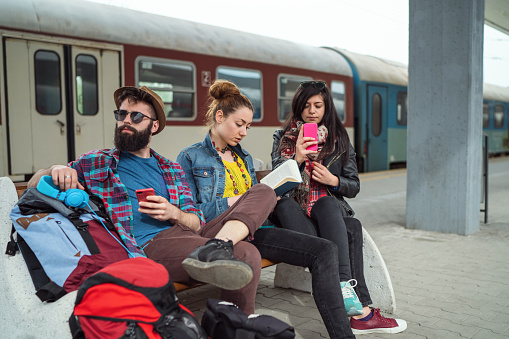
[303,123,318,151]
[135,188,155,203]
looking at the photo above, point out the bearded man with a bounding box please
[28,86,276,314]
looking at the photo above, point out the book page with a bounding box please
[261,160,301,189]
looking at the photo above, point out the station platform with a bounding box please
[178,157,509,338]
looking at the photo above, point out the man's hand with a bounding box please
[28,164,84,191]
[139,196,201,231]
[50,165,84,191]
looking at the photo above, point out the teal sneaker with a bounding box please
[340,279,364,316]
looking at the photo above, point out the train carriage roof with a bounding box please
[0,0,352,77]
[483,83,509,102]
[330,48,408,86]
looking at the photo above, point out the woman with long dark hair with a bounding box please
[271,80,407,335]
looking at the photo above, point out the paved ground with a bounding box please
[179,157,509,339]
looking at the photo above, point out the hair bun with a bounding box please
[209,80,241,100]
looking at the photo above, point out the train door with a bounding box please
[5,39,67,175]
[71,47,118,158]
[366,85,388,171]
[4,38,120,176]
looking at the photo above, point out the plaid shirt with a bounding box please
[68,148,205,257]
[306,161,329,216]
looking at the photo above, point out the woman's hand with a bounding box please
[295,128,318,165]
[311,162,339,187]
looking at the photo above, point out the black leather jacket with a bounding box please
[271,129,360,216]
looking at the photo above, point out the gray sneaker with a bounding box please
[182,239,253,290]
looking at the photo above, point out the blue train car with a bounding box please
[483,83,509,155]
[331,48,509,172]
[329,49,408,172]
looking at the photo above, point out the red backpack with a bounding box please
[69,257,208,339]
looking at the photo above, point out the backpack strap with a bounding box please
[5,225,18,256]
[68,213,100,255]
[35,281,67,302]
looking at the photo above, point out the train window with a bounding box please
[217,67,262,121]
[494,105,504,128]
[331,81,346,122]
[372,93,382,137]
[396,92,408,125]
[483,103,490,128]
[278,75,311,121]
[34,50,62,114]
[75,54,98,116]
[136,58,196,120]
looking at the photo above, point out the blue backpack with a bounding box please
[6,186,130,302]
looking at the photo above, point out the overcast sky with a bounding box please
[87,0,509,88]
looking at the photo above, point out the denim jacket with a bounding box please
[177,133,257,223]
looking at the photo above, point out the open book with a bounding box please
[260,159,302,196]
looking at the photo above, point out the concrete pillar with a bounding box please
[407,0,484,235]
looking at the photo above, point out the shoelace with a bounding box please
[342,279,358,299]
[214,240,233,253]
[371,308,392,323]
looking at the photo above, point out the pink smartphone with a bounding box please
[136,188,155,203]
[303,123,318,151]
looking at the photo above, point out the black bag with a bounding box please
[201,299,295,339]
[69,257,208,339]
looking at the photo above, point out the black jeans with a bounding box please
[252,227,355,339]
[271,196,373,307]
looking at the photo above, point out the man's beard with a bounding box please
[114,121,153,152]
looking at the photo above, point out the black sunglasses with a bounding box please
[114,110,156,124]
[300,81,327,90]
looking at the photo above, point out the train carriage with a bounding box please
[483,83,509,155]
[0,0,354,181]
[333,48,509,172]
[330,48,409,172]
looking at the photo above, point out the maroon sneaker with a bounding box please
[350,308,407,334]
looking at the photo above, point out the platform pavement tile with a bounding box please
[417,307,471,324]
[293,326,329,339]
[439,332,475,339]
[490,311,509,326]
[394,301,434,316]
[449,304,499,321]
[273,289,315,306]
[460,291,509,307]
[255,285,290,298]
[432,318,483,338]
[396,291,428,305]
[293,318,330,339]
[480,302,509,314]
[402,323,450,338]
[265,298,315,316]
[471,329,509,339]
[462,315,509,334]
[254,292,288,308]
[395,310,440,327]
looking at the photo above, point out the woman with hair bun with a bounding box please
[178,79,361,338]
